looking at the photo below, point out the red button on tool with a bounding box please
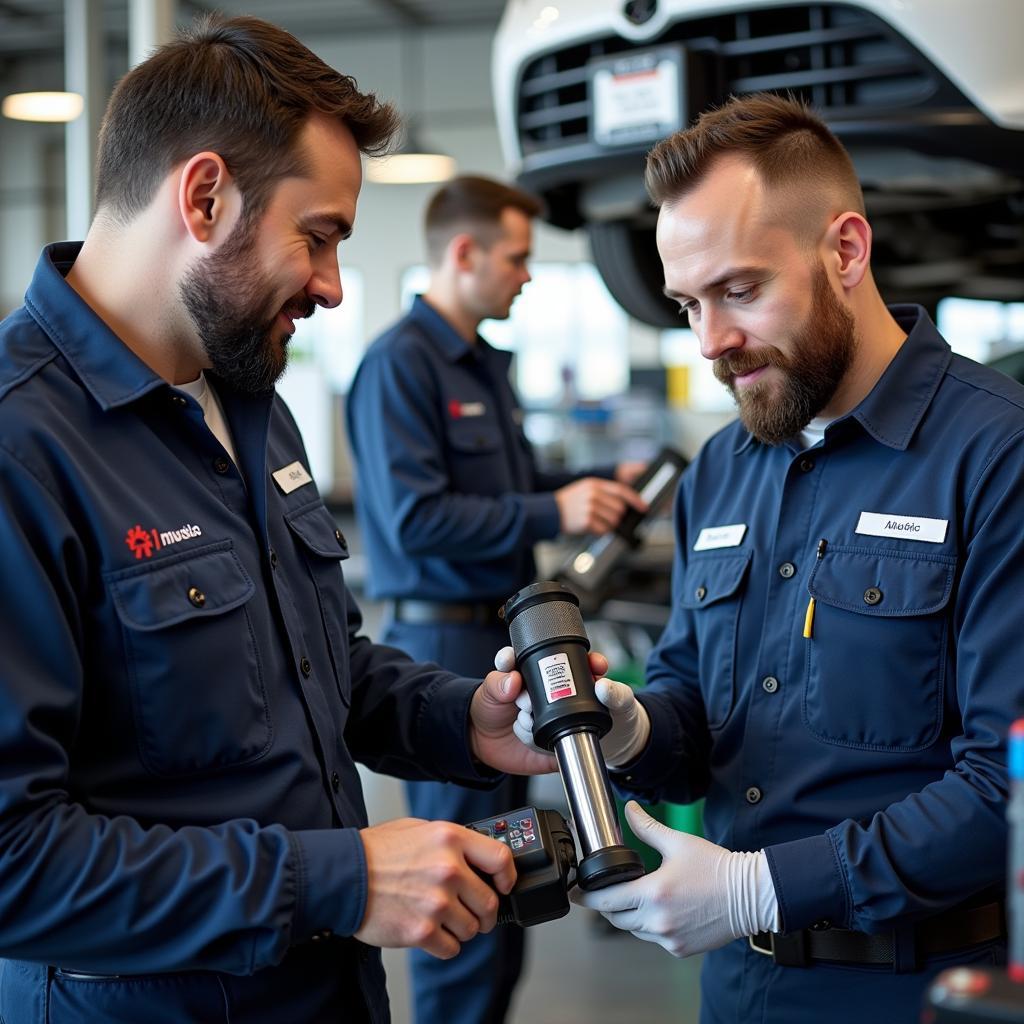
[494,820,507,833]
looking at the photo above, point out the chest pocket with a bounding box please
[804,544,956,751]
[107,541,270,777]
[445,416,506,495]
[285,503,352,706]
[681,551,751,730]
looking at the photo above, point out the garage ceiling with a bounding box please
[0,0,508,61]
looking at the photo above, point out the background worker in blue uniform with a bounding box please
[346,174,646,1024]
[507,93,1019,1023]
[0,17,564,1024]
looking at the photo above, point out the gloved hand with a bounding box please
[492,647,651,767]
[573,802,779,958]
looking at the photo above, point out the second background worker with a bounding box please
[347,175,645,1024]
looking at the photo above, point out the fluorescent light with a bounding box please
[366,123,456,185]
[2,91,84,123]
[367,151,456,185]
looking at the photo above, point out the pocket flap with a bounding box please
[285,502,350,559]
[445,418,502,454]
[680,551,751,609]
[107,542,255,631]
[808,545,956,617]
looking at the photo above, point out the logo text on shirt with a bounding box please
[124,522,203,560]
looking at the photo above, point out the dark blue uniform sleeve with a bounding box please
[347,347,560,559]
[342,590,500,786]
[766,433,1020,933]
[0,448,361,974]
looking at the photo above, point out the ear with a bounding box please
[449,232,478,274]
[177,152,241,245]
[822,211,871,292]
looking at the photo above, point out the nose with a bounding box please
[697,306,743,362]
[308,252,343,309]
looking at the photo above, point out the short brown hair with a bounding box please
[95,14,399,224]
[424,175,543,265]
[645,93,864,218]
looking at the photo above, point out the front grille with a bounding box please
[517,3,960,156]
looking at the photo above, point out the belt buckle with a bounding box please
[748,932,774,957]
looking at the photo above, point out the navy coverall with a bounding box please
[347,296,604,1023]
[616,307,1019,1023]
[0,245,499,1024]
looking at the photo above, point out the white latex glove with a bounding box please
[573,802,779,958]
[493,646,651,767]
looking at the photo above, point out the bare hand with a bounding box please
[355,817,515,959]
[469,666,559,775]
[554,477,647,535]
[615,461,648,486]
[471,648,611,769]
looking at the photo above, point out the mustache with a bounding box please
[713,347,788,385]
[281,296,316,322]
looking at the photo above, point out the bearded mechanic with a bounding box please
[507,92,1018,1023]
[0,16,563,1024]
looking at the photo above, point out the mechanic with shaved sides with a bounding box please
[514,93,1018,1022]
[0,16,558,1023]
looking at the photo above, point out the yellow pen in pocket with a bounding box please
[803,539,828,640]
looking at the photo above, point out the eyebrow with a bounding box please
[663,266,769,300]
[302,214,353,240]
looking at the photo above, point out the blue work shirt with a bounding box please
[347,296,591,602]
[0,245,495,1023]
[618,306,1019,946]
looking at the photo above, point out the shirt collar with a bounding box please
[733,304,950,455]
[848,304,951,450]
[408,294,512,371]
[24,242,168,410]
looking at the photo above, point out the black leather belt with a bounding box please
[389,599,503,627]
[749,901,1004,970]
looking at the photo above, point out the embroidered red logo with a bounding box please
[448,399,462,419]
[124,525,155,560]
[124,522,203,560]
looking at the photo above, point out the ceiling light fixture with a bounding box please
[2,91,84,123]
[365,33,455,186]
[366,121,456,184]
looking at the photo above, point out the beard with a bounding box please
[179,219,314,396]
[712,263,856,445]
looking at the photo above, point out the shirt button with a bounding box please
[745,786,762,805]
[762,676,779,694]
[170,394,188,408]
[863,587,883,606]
[310,928,333,942]
[811,919,832,931]
[778,562,796,579]
[300,656,312,677]
[269,548,278,569]
[330,771,341,792]
[213,456,230,474]
[798,457,815,473]
[695,585,707,601]
[187,586,206,608]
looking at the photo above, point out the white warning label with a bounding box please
[538,652,577,703]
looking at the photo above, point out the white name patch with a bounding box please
[856,511,948,544]
[693,523,747,551]
[272,461,314,495]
